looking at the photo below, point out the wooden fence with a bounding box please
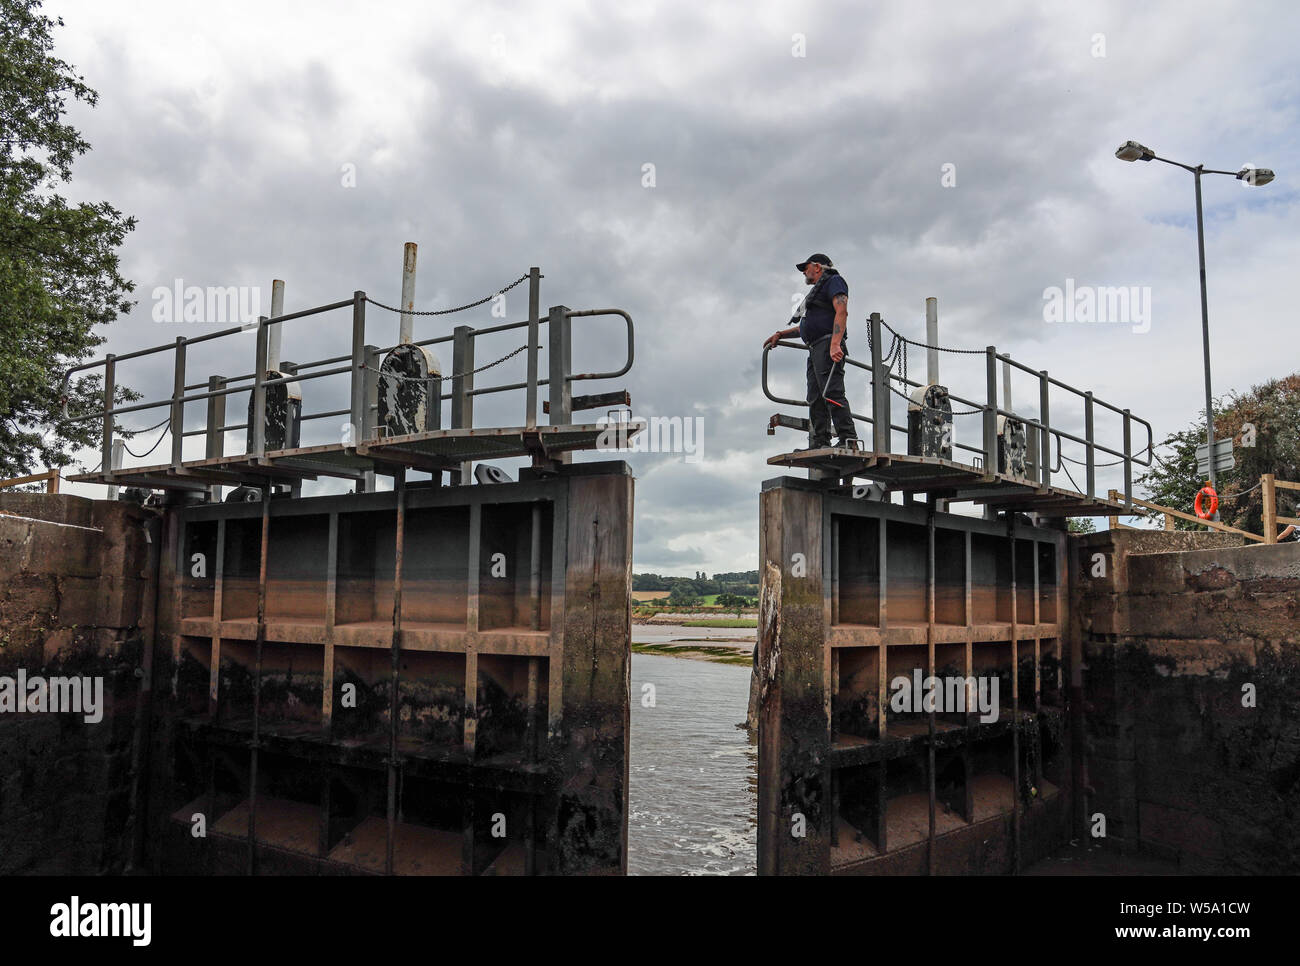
[1106,473,1300,544]
[0,469,60,494]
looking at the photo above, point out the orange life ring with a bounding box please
[1194,484,1218,520]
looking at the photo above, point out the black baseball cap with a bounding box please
[796,253,833,271]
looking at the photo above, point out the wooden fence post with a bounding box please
[1263,473,1276,544]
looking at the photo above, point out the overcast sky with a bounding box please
[48,0,1299,575]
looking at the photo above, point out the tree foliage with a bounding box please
[1137,374,1300,536]
[632,570,760,598]
[0,0,137,478]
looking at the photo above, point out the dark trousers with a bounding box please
[805,335,857,444]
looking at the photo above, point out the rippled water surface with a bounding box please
[628,653,756,875]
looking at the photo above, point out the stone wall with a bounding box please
[0,493,156,874]
[1073,528,1300,873]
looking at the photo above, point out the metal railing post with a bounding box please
[349,291,366,443]
[1084,391,1096,500]
[361,345,380,493]
[983,346,998,474]
[526,267,540,428]
[870,312,888,453]
[205,375,226,459]
[1122,408,1132,507]
[100,353,116,478]
[362,345,380,439]
[1038,370,1051,487]
[171,337,187,469]
[206,374,226,502]
[452,325,475,484]
[253,317,269,459]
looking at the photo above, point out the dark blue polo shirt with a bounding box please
[796,272,848,345]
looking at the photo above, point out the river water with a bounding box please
[628,652,757,876]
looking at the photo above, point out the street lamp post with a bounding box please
[1114,141,1274,511]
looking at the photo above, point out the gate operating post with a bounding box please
[101,353,115,479]
[526,268,540,428]
[870,312,888,453]
[252,317,269,460]
[983,347,997,476]
[548,304,571,464]
[206,374,226,501]
[348,291,367,445]
[452,325,475,484]
[1038,370,1051,488]
[1084,391,1096,500]
[171,337,186,469]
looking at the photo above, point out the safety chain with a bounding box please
[869,320,983,416]
[879,317,989,356]
[364,272,532,316]
[123,419,172,459]
[364,344,531,383]
[866,322,908,394]
[1059,446,1151,468]
[121,414,172,437]
[69,416,174,475]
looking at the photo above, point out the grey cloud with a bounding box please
[48,0,1300,572]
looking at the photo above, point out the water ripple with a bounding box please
[628,653,757,876]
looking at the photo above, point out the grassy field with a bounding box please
[630,592,755,608]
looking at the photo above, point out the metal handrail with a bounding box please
[566,308,635,380]
[762,312,1154,502]
[60,272,636,481]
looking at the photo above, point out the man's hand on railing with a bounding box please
[764,326,799,349]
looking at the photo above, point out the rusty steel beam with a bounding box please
[248,481,271,874]
[1009,516,1021,875]
[926,502,937,876]
[386,471,406,876]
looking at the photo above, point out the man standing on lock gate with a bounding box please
[764,253,859,450]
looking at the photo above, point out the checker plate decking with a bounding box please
[769,447,1125,516]
[69,423,633,490]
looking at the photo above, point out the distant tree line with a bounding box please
[632,570,759,605]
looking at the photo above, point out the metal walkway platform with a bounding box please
[768,447,1126,516]
[69,423,633,490]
